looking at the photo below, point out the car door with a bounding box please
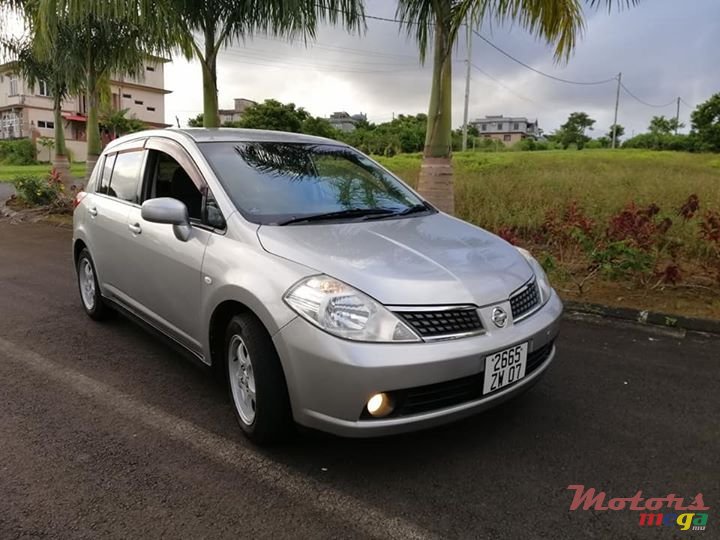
[83,140,146,299]
[122,138,218,356]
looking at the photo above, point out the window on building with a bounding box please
[146,106,156,112]
[47,121,54,129]
[497,123,504,130]
[146,66,155,72]
[513,122,519,130]
[481,124,487,131]
[122,93,132,99]
[134,100,144,105]
[9,75,18,96]
[503,134,511,142]
[107,150,144,203]
[37,121,46,128]
[37,80,50,97]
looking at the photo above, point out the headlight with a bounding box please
[283,275,421,342]
[516,248,552,305]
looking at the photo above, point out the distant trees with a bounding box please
[690,93,720,152]
[606,124,625,141]
[340,114,428,155]
[648,115,684,135]
[233,99,310,132]
[550,112,596,149]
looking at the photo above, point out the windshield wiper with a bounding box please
[277,208,397,226]
[394,203,430,216]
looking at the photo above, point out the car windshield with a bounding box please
[199,142,427,225]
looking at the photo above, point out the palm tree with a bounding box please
[2,26,79,187]
[29,2,165,178]
[164,0,366,128]
[396,0,637,214]
[31,1,365,129]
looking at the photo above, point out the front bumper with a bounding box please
[273,290,563,437]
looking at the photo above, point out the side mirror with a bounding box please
[141,197,192,241]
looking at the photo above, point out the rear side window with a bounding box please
[107,150,144,203]
[97,154,116,194]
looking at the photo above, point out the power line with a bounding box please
[470,63,538,104]
[472,30,617,86]
[619,82,677,108]
[225,45,412,68]
[217,49,423,74]
[252,35,417,61]
[680,98,694,108]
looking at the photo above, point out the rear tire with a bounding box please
[76,248,113,321]
[225,313,293,444]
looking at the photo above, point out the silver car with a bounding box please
[73,129,562,444]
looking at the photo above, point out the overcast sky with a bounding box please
[164,0,719,136]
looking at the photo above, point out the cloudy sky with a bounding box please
[164,0,720,137]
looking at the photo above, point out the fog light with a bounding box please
[366,392,393,418]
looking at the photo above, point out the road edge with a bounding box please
[565,300,720,336]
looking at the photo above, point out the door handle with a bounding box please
[88,207,98,217]
[128,223,142,235]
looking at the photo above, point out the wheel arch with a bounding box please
[73,238,88,265]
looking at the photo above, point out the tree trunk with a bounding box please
[202,27,220,128]
[85,69,102,181]
[52,96,73,191]
[417,19,454,214]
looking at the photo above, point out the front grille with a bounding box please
[396,308,483,339]
[510,280,540,320]
[362,341,554,419]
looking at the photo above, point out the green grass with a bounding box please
[378,149,720,255]
[0,163,86,182]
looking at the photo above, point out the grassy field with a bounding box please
[378,149,720,233]
[0,163,86,182]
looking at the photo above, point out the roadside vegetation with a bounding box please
[378,149,720,319]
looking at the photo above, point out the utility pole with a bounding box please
[675,97,681,135]
[611,72,621,149]
[462,17,472,152]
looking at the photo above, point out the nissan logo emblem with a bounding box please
[491,307,508,328]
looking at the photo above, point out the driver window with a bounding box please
[144,150,203,220]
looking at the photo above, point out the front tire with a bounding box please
[225,313,293,444]
[76,248,113,321]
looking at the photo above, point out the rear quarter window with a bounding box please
[97,154,116,194]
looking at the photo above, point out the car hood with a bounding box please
[257,213,533,306]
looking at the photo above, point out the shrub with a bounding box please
[12,170,64,206]
[622,133,695,152]
[0,139,37,165]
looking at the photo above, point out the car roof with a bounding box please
[103,128,348,154]
[176,128,344,145]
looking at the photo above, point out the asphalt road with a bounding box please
[1,222,718,540]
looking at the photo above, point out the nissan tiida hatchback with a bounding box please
[73,129,563,444]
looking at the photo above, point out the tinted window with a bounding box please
[144,150,203,220]
[97,154,116,194]
[199,142,423,225]
[108,151,144,203]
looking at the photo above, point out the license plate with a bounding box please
[483,343,528,394]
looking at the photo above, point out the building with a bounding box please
[327,111,367,133]
[219,98,257,125]
[470,115,540,146]
[0,58,171,162]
